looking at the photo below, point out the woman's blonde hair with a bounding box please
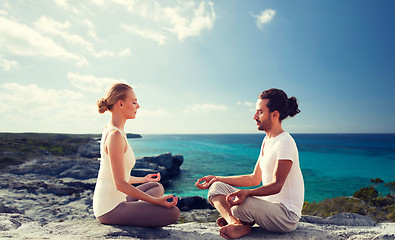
[97,83,133,114]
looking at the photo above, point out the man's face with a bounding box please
[253,99,272,132]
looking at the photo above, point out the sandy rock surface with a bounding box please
[1,212,394,240]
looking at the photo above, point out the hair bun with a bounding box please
[97,98,109,114]
[288,97,300,117]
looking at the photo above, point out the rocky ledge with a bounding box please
[1,211,394,240]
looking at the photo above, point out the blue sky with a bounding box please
[0,0,394,134]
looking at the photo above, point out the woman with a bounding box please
[93,83,180,227]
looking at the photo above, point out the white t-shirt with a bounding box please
[93,126,135,218]
[258,132,304,218]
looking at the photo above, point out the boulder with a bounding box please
[132,153,184,186]
[177,196,214,211]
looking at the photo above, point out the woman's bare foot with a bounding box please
[216,217,228,227]
[219,223,252,239]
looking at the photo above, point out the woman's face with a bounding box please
[122,89,140,119]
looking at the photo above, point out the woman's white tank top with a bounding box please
[93,126,135,218]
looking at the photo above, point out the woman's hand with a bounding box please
[154,195,178,208]
[226,189,249,207]
[144,172,161,182]
[195,175,218,189]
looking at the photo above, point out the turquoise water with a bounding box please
[128,134,395,202]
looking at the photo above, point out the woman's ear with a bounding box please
[117,100,123,107]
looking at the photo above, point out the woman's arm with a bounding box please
[128,173,161,184]
[106,130,176,208]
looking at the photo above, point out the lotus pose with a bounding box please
[196,89,304,239]
[93,83,180,227]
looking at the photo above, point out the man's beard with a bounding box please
[258,118,272,131]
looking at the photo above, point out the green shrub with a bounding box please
[353,186,378,203]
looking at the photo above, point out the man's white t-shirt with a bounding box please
[258,132,304,218]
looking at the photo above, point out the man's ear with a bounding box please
[272,110,280,119]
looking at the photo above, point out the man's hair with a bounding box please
[259,88,300,121]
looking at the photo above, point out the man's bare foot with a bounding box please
[219,223,252,239]
[216,217,228,227]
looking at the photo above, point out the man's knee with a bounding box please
[230,197,256,223]
[208,181,227,192]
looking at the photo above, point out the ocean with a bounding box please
[128,134,395,203]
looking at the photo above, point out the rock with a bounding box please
[6,156,100,180]
[0,204,22,214]
[0,213,35,231]
[144,153,173,169]
[126,133,142,138]
[133,153,184,186]
[177,196,214,211]
[78,141,100,158]
[300,212,377,226]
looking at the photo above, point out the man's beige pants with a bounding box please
[208,181,300,232]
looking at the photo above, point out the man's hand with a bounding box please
[226,189,249,206]
[144,172,161,182]
[195,175,217,189]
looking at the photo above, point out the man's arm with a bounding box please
[226,160,292,206]
[195,158,262,189]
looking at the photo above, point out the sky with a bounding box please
[0,0,394,134]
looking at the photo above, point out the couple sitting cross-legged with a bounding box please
[92,83,304,239]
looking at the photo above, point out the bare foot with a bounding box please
[219,223,252,239]
[216,217,228,227]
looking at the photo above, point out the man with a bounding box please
[196,88,304,239]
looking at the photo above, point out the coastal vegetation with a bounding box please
[302,178,395,222]
[0,132,141,169]
[0,133,98,169]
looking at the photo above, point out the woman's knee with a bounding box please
[141,182,164,196]
[153,182,165,195]
[169,206,180,224]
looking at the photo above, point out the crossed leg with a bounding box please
[211,195,253,239]
[98,182,180,227]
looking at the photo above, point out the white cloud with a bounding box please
[122,24,167,45]
[237,101,256,111]
[0,82,100,133]
[118,48,131,57]
[183,103,228,114]
[34,16,113,58]
[83,19,99,40]
[67,72,127,93]
[33,16,86,46]
[0,9,7,16]
[237,101,255,107]
[162,1,216,41]
[0,82,83,115]
[117,1,216,44]
[54,0,81,15]
[0,55,18,71]
[0,15,87,66]
[254,9,276,30]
